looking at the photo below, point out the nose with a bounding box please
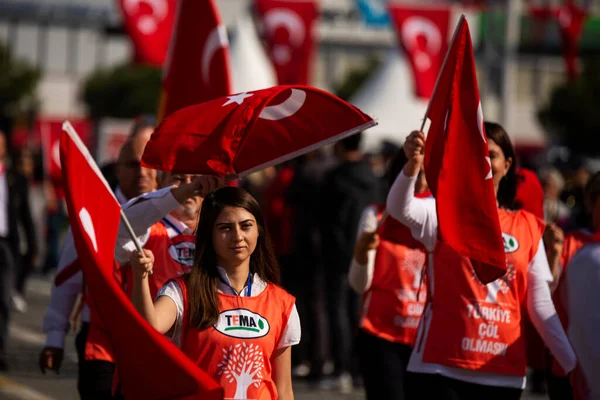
[231,226,243,242]
[183,175,194,184]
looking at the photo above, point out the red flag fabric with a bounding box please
[158,0,232,120]
[255,0,318,85]
[388,5,451,99]
[117,0,177,66]
[423,16,506,284]
[143,85,376,178]
[529,1,587,79]
[60,122,222,400]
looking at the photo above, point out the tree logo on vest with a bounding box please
[397,249,426,301]
[217,342,264,400]
[168,236,195,268]
[216,309,270,339]
[502,233,519,254]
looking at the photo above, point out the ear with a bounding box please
[504,157,513,176]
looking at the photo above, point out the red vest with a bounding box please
[123,221,195,299]
[359,205,427,345]
[422,209,545,376]
[84,262,123,362]
[549,231,593,376]
[176,278,295,400]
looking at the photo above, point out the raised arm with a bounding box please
[386,131,437,251]
[129,249,178,335]
[115,175,222,263]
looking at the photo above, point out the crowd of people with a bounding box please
[0,116,598,399]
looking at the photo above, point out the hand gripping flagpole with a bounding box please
[62,121,152,275]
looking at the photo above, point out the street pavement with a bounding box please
[0,274,547,400]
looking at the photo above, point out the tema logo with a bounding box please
[502,233,519,253]
[216,309,270,339]
[168,237,195,267]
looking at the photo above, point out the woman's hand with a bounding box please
[544,223,564,286]
[354,231,380,265]
[130,249,155,279]
[403,131,426,177]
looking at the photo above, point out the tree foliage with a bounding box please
[81,63,162,119]
[538,59,600,157]
[0,41,41,116]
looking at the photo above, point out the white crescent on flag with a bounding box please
[202,25,229,85]
[401,16,443,71]
[259,89,306,120]
[263,8,306,65]
[78,208,98,252]
[124,0,169,34]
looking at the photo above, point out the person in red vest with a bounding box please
[348,150,429,400]
[39,123,157,399]
[387,123,578,399]
[542,172,600,400]
[129,186,300,400]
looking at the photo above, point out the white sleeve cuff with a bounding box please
[45,330,67,349]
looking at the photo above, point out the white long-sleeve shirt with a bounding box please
[566,243,600,397]
[114,186,182,264]
[348,205,378,294]
[42,188,128,349]
[386,171,577,389]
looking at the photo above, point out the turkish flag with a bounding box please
[255,0,318,85]
[423,16,506,284]
[157,0,232,120]
[529,1,587,79]
[117,0,177,66]
[60,121,222,399]
[142,86,376,178]
[388,5,450,99]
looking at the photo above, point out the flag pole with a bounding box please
[62,121,152,274]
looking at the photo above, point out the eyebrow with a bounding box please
[215,219,255,227]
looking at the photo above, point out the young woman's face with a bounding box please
[212,206,259,267]
[488,139,512,191]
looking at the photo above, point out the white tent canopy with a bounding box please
[349,50,428,153]
[229,14,277,93]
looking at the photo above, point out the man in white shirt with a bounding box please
[39,123,157,399]
[565,171,600,399]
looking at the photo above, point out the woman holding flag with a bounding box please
[349,151,429,400]
[130,186,300,400]
[388,124,578,399]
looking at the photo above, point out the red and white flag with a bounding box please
[158,0,232,120]
[117,0,177,66]
[388,5,451,99]
[423,16,506,284]
[255,0,318,85]
[143,86,376,178]
[529,0,587,79]
[60,121,222,399]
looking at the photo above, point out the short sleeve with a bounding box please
[277,304,301,349]
[156,281,184,346]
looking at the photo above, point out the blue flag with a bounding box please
[356,0,390,27]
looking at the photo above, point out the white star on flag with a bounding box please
[485,157,492,180]
[222,92,253,107]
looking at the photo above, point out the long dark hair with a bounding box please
[185,186,280,331]
[485,122,518,209]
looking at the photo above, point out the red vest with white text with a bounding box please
[175,278,295,400]
[122,221,195,299]
[359,205,427,345]
[422,209,545,376]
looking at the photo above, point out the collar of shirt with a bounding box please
[216,266,267,297]
[115,187,128,205]
[163,213,193,237]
